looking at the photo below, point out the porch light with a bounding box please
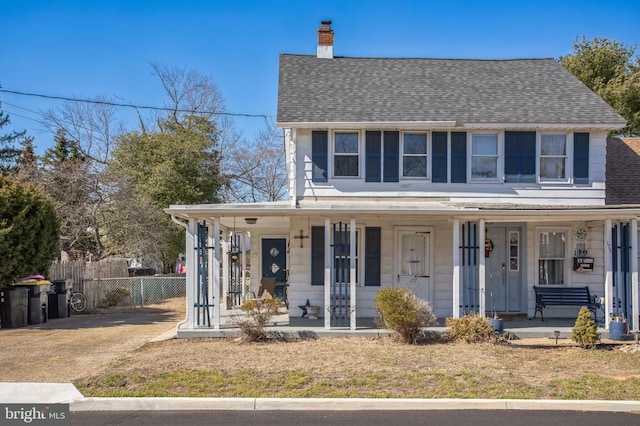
[245,218,258,225]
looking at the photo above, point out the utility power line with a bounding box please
[0,88,273,119]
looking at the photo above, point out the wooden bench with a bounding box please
[533,286,599,321]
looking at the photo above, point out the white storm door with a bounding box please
[396,228,432,303]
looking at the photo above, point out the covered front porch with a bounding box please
[165,202,640,337]
[174,305,634,342]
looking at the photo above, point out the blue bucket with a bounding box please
[609,321,627,341]
[490,318,504,333]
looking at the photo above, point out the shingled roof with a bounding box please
[277,54,626,127]
[606,137,640,205]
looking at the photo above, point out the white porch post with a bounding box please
[186,218,197,329]
[213,217,221,330]
[324,217,331,330]
[478,219,486,316]
[632,219,639,331]
[350,217,357,330]
[240,231,247,301]
[222,231,229,311]
[605,218,613,330]
[285,128,297,208]
[452,218,460,318]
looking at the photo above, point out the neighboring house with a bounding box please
[166,21,640,335]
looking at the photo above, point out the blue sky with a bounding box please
[1,1,639,154]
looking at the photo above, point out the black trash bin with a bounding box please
[49,279,73,318]
[21,284,50,325]
[1,287,29,328]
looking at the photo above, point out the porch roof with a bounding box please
[165,201,640,224]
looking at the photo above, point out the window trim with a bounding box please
[401,131,429,180]
[470,132,501,182]
[535,226,571,286]
[332,130,361,179]
[538,132,572,183]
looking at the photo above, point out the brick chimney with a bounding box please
[317,20,334,59]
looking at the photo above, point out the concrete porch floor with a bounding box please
[176,308,635,342]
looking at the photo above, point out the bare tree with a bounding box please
[150,62,226,124]
[222,128,287,203]
[42,96,122,166]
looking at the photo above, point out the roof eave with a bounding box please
[165,204,640,221]
[276,121,627,130]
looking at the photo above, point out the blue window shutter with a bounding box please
[365,227,381,286]
[451,132,467,183]
[365,131,382,182]
[311,226,324,285]
[311,131,328,182]
[383,132,400,182]
[574,132,589,184]
[383,131,399,182]
[505,131,536,182]
[432,132,448,182]
[521,132,536,182]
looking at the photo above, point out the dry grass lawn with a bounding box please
[73,300,640,400]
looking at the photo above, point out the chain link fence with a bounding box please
[80,275,186,310]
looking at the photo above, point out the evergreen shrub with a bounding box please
[374,287,437,344]
[571,306,600,348]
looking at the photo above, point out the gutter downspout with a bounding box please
[171,215,190,334]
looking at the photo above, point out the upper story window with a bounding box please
[471,134,498,180]
[540,134,567,181]
[311,129,589,185]
[402,132,428,178]
[334,132,359,177]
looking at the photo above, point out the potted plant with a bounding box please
[609,314,628,341]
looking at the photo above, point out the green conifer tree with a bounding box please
[571,306,599,348]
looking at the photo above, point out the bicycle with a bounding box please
[69,291,87,313]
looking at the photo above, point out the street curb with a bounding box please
[3,383,639,412]
[70,397,640,412]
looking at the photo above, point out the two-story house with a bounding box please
[166,21,639,335]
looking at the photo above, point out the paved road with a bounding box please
[71,410,640,426]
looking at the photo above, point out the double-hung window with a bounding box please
[540,134,567,181]
[402,132,428,178]
[334,132,359,177]
[537,229,567,286]
[471,134,498,180]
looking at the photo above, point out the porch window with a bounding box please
[540,134,567,181]
[333,132,359,177]
[538,230,566,285]
[402,132,428,178]
[471,134,498,180]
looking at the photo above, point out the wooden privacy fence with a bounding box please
[49,258,129,292]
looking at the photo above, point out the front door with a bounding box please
[485,226,522,313]
[396,228,432,303]
[261,238,287,283]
